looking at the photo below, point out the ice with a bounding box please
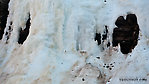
[0,0,149,84]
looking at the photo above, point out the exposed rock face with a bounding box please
[0,0,10,40]
[95,33,101,45]
[113,14,139,54]
[18,14,31,44]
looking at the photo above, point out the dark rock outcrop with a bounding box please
[0,0,10,40]
[113,14,139,54]
[95,33,101,45]
[18,14,31,44]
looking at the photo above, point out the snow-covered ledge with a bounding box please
[0,0,149,84]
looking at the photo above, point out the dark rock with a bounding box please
[113,14,139,54]
[18,14,31,44]
[106,66,109,68]
[115,16,127,27]
[95,33,101,45]
[102,26,108,40]
[0,0,10,40]
[82,78,85,81]
[107,42,110,47]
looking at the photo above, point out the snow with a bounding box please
[0,0,149,84]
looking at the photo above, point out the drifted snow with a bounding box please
[0,0,149,84]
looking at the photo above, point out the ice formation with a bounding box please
[0,0,149,84]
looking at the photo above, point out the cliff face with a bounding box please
[0,0,149,84]
[0,0,10,39]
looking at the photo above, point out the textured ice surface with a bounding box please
[0,0,149,84]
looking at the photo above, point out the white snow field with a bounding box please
[0,0,149,84]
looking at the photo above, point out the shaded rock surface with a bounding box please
[0,0,10,40]
[113,14,139,54]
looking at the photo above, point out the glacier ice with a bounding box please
[0,0,149,84]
